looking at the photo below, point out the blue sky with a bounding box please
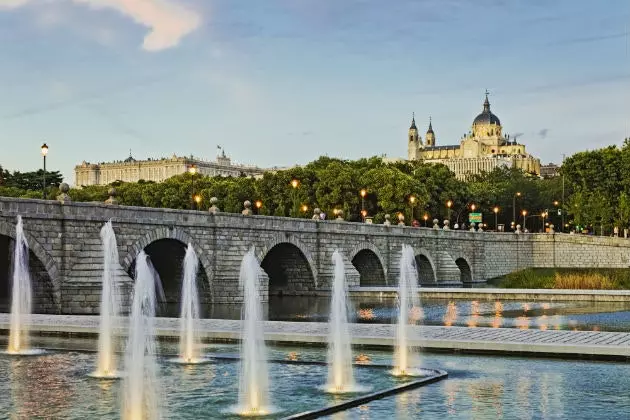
[0,0,628,183]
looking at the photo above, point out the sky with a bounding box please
[0,0,628,183]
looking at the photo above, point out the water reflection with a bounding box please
[444,301,458,327]
[9,354,77,419]
[492,301,503,328]
[466,301,480,328]
[155,296,630,332]
[538,314,549,330]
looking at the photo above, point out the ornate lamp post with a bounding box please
[360,189,367,221]
[446,200,453,222]
[189,165,197,210]
[255,200,263,215]
[423,214,429,227]
[291,179,299,217]
[513,192,522,228]
[194,194,202,209]
[493,206,499,230]
[41,143,48,199]
[409,195,416,222]
[522,209,528,231]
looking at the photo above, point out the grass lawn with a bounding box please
[487,268,630,290]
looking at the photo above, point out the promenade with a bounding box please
[351,287,630,302]
[2,313,629,359]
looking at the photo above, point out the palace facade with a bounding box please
[75,150,267,186]
[407,93,541,180]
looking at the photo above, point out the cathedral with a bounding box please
[407,92,541,180]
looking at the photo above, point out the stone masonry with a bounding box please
[1,197,630,314]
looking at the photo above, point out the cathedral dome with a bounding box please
[472,93,500,126]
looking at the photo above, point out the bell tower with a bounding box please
[407,113,421,160]
[425,117,435,147]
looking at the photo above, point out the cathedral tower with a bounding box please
[407,114,421,160]
[425,117,435,147]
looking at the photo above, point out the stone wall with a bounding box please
[1,197,630,314]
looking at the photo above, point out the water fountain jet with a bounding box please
[233,247,273,416]
[90,221,121,378]
[322,251,362,393]
[6,216,42,356]
[121,251,162,420]
[171,244,208,364]
[392,245,427,377]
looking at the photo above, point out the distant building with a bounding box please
[407,92,541,180]
[540,163,560,178]
[75,149,267,186]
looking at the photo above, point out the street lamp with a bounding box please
[423,214,429,227]
[360,189,367,218]
[409,195,416,222]
[188,165,197,210]
[513,192,522,229]
[522,209,528,231]
[446,200,453,221]
[291,179,299,217]
[194,194,202,208]
[41,143,48,199]
[493,206,499,230]
[360,189,367,221]
[255,200,263,214]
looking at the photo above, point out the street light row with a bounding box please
[185,176,563,231]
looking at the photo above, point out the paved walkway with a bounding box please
[350,287,630,302]
[1,314,629,358]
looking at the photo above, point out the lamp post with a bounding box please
[41,143,48,199]
[513,192,522,228]
[194,194,201,209]
[423,214,429,227]
[493,206,499,230]
[189,165,197,210]
[409,195,416,222]
[360,189,367,221]
[291,179,299,217]
[561,153,566,232]
[255,200,263,215]
[446,200,453,222]
[522,209,528,231]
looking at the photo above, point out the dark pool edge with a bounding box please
[280,369,448,420]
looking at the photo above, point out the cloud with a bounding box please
[0,0,202,51]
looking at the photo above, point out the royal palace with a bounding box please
[75,149,267,186]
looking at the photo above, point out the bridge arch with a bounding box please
[413,248,437,285]
[349,242,387,286]
[122,226,214,306]
[454,256,473,284]
[0,219,60,312]
[258,235,317,296]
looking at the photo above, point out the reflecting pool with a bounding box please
[1,337,629,419]
[159,297,630,333]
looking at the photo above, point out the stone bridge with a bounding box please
[1,197,630,315]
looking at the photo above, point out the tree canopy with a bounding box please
[3,141,630,234]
